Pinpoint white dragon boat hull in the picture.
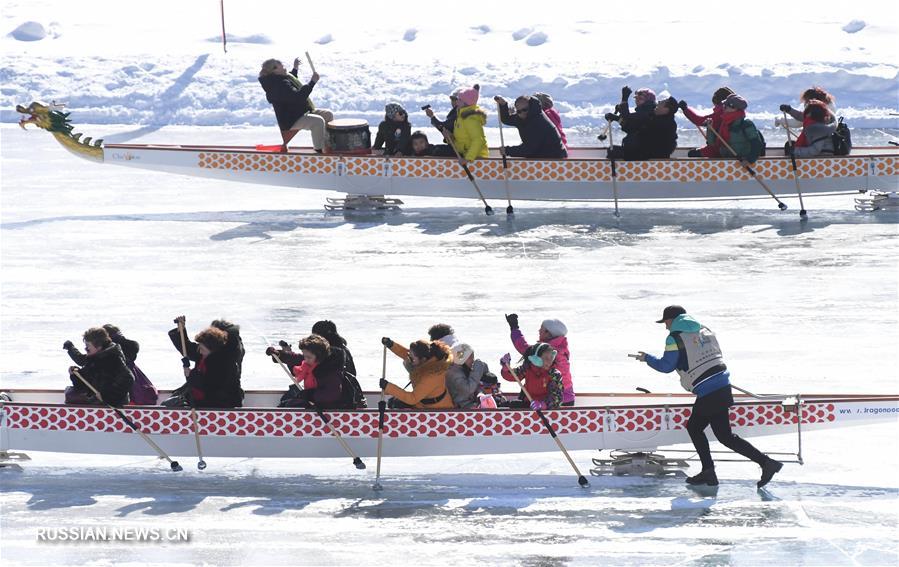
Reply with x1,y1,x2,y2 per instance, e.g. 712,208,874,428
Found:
101,144,899,202
2,390,896,460
15,101,899,204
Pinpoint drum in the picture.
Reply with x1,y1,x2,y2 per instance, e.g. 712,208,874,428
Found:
325,119,372,155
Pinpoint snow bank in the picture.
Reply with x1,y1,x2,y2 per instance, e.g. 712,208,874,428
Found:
8,21,46,41
1,0,897,128
842,20,866,33
525,31,548,46
512,27,533,41
209,33,272,45
2,53,895,128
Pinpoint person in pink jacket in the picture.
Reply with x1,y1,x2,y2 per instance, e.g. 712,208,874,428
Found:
504,313,574,405
534,92,568,149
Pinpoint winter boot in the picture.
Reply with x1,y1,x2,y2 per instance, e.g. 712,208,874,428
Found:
757,458,783,488
686,468,719,486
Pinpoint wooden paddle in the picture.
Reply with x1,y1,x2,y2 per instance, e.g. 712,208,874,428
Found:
70,369,182,471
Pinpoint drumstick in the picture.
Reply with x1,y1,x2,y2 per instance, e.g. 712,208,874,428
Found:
305,52,316,75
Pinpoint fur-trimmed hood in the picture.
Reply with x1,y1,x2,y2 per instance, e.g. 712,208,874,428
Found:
459,105,487,123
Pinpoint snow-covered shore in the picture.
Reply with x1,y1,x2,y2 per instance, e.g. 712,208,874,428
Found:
3,1,897,129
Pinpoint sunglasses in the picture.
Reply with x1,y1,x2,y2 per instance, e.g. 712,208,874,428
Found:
515,107,529,114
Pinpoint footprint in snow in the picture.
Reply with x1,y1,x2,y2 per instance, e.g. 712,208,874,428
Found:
526,31,548,46
403,28,417,41
512,27,533,41
842,20,866,33
315,33,333,45
471,25,491,34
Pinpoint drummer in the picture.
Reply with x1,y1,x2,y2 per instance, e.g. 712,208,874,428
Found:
258,57,334,153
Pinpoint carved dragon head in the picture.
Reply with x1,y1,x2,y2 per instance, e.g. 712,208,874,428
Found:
15,101,104,162
16,101,63,131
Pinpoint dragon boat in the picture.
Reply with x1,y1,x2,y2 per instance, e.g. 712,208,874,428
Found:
2,390,896,468
16,101,899,207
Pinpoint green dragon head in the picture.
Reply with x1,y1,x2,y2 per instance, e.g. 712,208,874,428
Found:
16,101,104,162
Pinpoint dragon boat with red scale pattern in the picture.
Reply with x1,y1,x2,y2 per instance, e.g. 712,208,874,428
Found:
1,390,896,460
16,102,899,204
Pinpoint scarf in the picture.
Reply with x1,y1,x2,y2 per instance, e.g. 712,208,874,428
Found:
718,110,745,143
190,355,208,401
292,360,318,390
710,104,725,130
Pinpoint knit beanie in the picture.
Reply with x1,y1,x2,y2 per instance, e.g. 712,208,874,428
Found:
384,102,407,120
541,319,568,338
457,86,480,107
712,86,735,105
451,343,474,365
723,94,748,110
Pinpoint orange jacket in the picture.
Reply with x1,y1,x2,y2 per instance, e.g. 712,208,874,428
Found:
385,343,454,409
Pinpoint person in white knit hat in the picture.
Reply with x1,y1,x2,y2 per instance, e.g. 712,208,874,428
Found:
445,343,497,409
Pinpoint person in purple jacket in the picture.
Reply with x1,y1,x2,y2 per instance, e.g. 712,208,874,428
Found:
503,313,574,405
633,305,783,489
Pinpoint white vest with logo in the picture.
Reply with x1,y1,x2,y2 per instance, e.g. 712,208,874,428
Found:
672,326,727,393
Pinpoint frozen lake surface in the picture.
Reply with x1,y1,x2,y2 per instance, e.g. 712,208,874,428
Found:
1,124,897,566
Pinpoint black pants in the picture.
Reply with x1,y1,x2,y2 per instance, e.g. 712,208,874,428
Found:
430,144,456,157
687,387,767,470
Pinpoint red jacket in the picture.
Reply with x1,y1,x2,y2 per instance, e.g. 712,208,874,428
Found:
683,103,726,157
501,363,564,408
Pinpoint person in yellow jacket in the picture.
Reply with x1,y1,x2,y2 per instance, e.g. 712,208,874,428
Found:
451,85,489,162
379,337,454,409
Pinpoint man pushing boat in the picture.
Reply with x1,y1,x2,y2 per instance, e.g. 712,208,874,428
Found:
633,305,783,488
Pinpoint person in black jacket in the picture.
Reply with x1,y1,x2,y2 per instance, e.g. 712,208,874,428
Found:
606,88,679,160
102,324,139,363
495,95,567,159
258,57,332,153
64,327,134,406
424,90,462,157
211,319,245,374
310,320,356,377
165,317,243,408
373,103,412,156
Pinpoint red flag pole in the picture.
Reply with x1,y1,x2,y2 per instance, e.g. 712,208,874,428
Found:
220,0,227,53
